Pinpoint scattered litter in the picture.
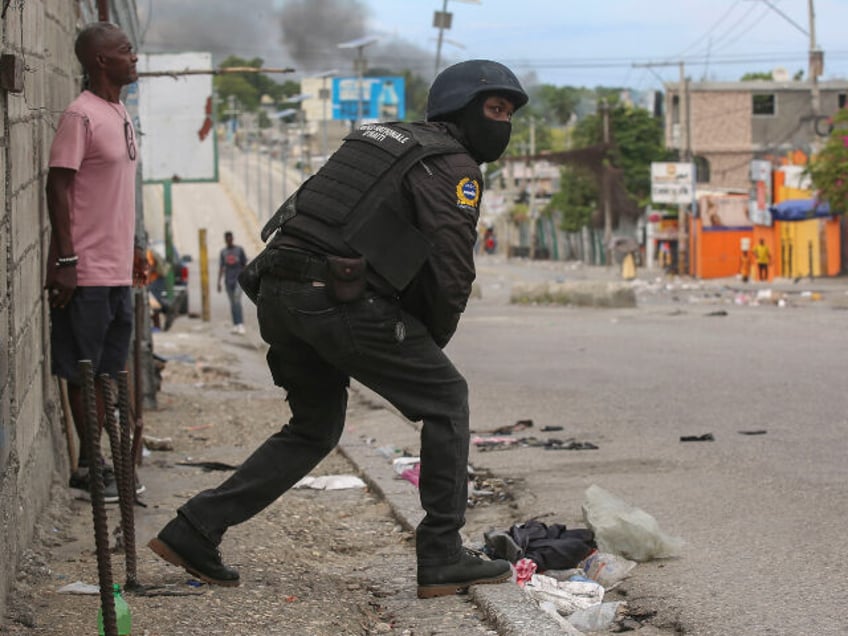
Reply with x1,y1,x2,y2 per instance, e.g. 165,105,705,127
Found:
183,423,214,432
569,601,625,632
176,460,240,472
578,551,637,587
705,310,728,316
391,456,420,475
738,429,767,435
524,574,605,614
680,433,714,442
143,435,174,451
57,581,99,595
544,440,598,451
471,435,520,449
484,520,595,570
473,419,534,435
540,425,564,432
376,446,401,459
582,485,684,561
400,464,420,488
513,558,537,586
293,474,366,490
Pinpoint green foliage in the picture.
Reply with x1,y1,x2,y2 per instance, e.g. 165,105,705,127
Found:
807,108,848,214
571,102,672,208
740,71,773,81
214,56,296,117
546,166,597,232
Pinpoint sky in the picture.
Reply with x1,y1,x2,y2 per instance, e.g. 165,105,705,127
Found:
139,0,848,92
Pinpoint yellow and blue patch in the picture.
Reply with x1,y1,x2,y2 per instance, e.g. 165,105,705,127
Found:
456,177,480,208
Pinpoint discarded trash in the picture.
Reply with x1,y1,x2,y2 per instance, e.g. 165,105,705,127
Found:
491,419,534,435
183,423,213,432
680,433,714,442
176,460,239,472
738,429,767,435
57,581,99,595
471,435,520,448
705,310,728,316
391,456,420,475
293,474,366,490
524,573,604,614
578,551,637,587
400,464,421,488
143,435,174,451
485,520,596,570
582,485,684,561
540,425,564,432
376,446,401,459
513,557,537,586
569,601,625,632
544,440,598,451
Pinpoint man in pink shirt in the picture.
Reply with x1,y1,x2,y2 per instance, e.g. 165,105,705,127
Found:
45,22,148,502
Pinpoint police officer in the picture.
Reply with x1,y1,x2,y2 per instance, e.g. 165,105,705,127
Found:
149,60,528,599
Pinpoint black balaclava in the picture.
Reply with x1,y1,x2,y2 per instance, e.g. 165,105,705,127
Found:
451,94,512,164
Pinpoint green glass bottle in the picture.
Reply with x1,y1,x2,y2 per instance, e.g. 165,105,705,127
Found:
97,583,132,635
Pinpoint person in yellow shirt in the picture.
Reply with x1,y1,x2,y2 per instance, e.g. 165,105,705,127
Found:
753,239,771,281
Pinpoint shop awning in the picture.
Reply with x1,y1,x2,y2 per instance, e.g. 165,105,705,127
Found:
769,199,831,221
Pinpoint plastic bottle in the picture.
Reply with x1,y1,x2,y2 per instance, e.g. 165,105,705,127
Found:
97,583,132,635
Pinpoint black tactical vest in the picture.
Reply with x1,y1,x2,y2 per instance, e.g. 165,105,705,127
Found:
262,122,467,292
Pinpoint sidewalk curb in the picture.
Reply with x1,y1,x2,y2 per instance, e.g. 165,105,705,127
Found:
339,396,571,636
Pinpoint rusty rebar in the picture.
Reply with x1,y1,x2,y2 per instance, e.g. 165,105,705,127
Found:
131,289,146,466
79,360,117,636
101,375,125,505
117,371,139,589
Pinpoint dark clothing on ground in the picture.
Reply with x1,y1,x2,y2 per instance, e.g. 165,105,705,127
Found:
50,286,133,385
179,121,483,567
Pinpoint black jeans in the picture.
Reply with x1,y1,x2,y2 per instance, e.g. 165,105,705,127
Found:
179,276,469,566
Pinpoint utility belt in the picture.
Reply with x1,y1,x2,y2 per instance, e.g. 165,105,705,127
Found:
238,247,366,305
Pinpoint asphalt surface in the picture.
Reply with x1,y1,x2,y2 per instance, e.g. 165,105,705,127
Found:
153,173,848,635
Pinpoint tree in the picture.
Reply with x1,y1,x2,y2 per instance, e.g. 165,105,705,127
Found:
807,107,848,214
214,56,296,116
545,165,597,232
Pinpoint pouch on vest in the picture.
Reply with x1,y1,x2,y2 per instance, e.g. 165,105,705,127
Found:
325,255,367,303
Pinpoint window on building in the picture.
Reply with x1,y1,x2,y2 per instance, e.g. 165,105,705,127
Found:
752,93,776,116
671,95,680,125
693,156,710,183
839,93,847,109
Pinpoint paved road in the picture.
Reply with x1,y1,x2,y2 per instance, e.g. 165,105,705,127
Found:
146,174,848,635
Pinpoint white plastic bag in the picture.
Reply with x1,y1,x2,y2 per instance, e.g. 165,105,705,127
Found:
523,573,604,614
582,485,684,561
569,601,625,632
579,551,637,587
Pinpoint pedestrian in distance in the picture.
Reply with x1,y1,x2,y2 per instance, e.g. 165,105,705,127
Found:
218,231,248,334
739,247,752,283
753,238,771,281
45,22,147,502
149,59,529,599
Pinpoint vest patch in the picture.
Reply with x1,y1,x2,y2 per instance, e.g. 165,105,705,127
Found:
456,177,480,208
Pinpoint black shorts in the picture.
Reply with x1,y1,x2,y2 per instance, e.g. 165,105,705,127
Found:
50,286,133,385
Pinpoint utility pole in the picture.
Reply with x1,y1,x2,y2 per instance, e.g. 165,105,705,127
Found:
601,100,613,267
633,59,692,275
527,116,538,258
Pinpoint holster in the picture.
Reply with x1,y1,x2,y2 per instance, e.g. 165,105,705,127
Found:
237,249,272,305
325,255,367,303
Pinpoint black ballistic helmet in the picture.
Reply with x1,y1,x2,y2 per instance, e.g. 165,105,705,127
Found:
426,59,529,121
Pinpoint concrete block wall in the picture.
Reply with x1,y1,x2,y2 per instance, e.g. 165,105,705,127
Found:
0,0,83,620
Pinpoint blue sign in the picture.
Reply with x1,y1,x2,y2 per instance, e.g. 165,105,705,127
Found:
332,76,406,122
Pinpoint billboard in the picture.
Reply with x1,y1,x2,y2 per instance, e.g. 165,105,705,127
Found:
332,76,406,122
138,52,216,182
651,162,695,205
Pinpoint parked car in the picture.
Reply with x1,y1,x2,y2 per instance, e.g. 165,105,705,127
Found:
149,239,191,319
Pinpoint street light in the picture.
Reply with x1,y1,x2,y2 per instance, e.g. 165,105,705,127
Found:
338,36,379,128
311,69,338,161
433,0,480,76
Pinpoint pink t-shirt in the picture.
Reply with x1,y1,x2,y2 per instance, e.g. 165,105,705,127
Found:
49,90,136,286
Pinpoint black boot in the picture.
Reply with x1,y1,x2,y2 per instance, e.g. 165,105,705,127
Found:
148,515,240,587
417,548,512,598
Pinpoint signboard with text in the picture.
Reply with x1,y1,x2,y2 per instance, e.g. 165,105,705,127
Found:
749,159,773,226
332,76,406,122
651,162,695,205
